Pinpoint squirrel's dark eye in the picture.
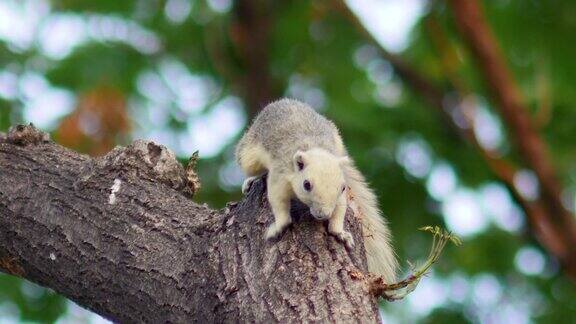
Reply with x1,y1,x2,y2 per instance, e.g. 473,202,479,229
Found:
341,185,346,193
297,161,304,171
303,180,312,192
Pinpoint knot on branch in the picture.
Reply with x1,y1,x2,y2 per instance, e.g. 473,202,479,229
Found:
0,250,25,277
6,124,50,146
98,140,199,197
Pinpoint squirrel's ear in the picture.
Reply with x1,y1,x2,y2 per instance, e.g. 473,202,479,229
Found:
338,156,351,166
293,151,305,171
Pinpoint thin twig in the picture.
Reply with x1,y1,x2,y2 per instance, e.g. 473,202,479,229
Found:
369,226,461,300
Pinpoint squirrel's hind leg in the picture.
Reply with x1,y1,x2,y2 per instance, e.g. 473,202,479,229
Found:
238,143,270,194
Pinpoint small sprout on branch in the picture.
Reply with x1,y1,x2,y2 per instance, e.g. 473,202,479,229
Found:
188,150,200,169
186,150,201,196
369,226,461,301
7,123,50,146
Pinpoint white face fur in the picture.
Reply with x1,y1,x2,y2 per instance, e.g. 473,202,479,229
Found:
290,149,348,220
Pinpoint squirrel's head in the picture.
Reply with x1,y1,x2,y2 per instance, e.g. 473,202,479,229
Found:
290,149,349,221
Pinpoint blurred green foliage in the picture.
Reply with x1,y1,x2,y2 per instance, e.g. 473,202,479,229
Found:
0,0,575,322
0,276,65,322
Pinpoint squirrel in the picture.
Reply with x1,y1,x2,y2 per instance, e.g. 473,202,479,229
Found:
236,98,397,282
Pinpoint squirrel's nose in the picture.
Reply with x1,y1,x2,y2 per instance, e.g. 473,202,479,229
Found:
322,207,334,218
310,206,334,221
310,208,329,221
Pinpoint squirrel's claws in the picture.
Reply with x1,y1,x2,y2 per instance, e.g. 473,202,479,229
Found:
242,176,259,194
333,231,355,249
265,225,280,240
265,221,290,240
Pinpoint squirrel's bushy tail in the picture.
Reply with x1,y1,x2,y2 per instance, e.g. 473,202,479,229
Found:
343,162,398,283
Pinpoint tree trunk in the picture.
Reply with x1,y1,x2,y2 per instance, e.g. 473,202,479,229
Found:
0,125,380,323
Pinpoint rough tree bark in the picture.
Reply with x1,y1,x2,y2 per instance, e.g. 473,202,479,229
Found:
0,125,381,323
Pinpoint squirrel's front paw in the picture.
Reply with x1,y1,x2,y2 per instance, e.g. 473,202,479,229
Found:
333,231,355,249
242,176,259,194
265,222,290,240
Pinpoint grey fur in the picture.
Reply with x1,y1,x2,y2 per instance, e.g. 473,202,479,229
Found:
237,99,341,170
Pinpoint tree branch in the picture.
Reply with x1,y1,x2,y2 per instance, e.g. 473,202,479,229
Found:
422,15,574,274
231,0,277,117
330,0,446,110
333,0,576,281
448,0,576,273
0,125,380,322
